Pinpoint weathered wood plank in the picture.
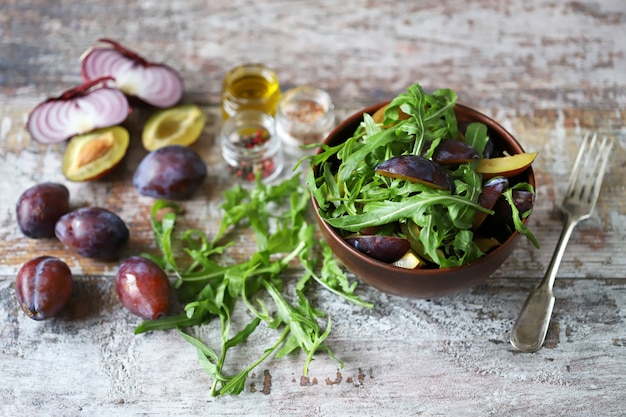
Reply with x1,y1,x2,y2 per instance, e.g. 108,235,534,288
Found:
1,0,625,415
1,0,625,108
1,276,625,416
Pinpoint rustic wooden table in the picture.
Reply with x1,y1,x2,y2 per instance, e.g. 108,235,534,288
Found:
1,1,625,416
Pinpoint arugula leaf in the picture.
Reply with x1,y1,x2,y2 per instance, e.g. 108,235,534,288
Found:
137,173,372,396
337,120,410,183
503,183,540,249
322,193,490,232
464,122,489,158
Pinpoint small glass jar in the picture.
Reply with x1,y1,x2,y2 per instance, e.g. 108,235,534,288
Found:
220,110,284,182
221,63,282,120
275,86,335,154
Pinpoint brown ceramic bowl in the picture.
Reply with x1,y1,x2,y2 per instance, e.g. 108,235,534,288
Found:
311,102,535,299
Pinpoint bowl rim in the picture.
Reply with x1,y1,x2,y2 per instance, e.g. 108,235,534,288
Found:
311,101,535,276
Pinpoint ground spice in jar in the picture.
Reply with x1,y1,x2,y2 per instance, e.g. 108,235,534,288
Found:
275,86,335,153
283,99,326,124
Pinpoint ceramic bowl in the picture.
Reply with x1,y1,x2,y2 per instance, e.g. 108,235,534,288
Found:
311,102,535,299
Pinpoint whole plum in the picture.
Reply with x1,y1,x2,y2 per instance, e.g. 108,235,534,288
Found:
116,256,171,320
16,256,73,320
16,182,70,238
133,145,207,200
55,207,129,260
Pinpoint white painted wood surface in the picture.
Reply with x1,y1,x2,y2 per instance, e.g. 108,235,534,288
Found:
1,1,625,416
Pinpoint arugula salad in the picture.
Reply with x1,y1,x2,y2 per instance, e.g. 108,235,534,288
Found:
306,82,539,268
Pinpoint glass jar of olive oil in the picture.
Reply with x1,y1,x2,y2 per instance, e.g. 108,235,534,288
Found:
221,63,281,120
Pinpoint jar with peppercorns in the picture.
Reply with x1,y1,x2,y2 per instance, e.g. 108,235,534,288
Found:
220,110,284,183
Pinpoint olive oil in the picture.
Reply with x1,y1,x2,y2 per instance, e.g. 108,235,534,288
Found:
221,64,281,120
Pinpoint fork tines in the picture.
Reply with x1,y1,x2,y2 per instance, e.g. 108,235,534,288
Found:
566,133,614,208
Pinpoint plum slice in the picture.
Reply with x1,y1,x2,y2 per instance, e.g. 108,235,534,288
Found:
375,154,454,191
476,152,537,178
432,139,480,165
477,189,535,242
81,38,184,108
26,77,130,144
345,235,411,263
472,176,509,230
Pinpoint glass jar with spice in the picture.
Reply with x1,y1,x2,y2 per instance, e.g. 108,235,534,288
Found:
220,110,284,183
275,86,335,154
221,63,282,120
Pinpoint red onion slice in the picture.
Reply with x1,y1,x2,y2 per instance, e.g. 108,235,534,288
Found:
27,80,130,144
81,39,184,108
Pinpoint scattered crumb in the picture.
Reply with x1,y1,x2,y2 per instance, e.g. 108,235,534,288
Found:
358,369,366,385
261,369,272,395
325,371,342,385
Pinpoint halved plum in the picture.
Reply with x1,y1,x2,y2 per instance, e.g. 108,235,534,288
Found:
345,235,410,263
142,104,206,151
375,154,454,191
62,126,129,181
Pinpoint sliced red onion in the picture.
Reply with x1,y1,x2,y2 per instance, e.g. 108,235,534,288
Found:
27,77,130,144
81,39,184,108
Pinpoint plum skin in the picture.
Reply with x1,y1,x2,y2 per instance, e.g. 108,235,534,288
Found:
16,182,70,238
55,207,130,260
431,139,480,165
116,256,171,320
472,176,509,230
477,189,535,242
16,256,73,320
345,235,410,263
375,155,455,191
133,145,207,200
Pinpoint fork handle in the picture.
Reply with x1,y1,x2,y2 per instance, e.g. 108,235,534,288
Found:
510,214,579,352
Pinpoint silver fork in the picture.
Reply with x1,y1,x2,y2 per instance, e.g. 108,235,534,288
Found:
510,132,614,352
